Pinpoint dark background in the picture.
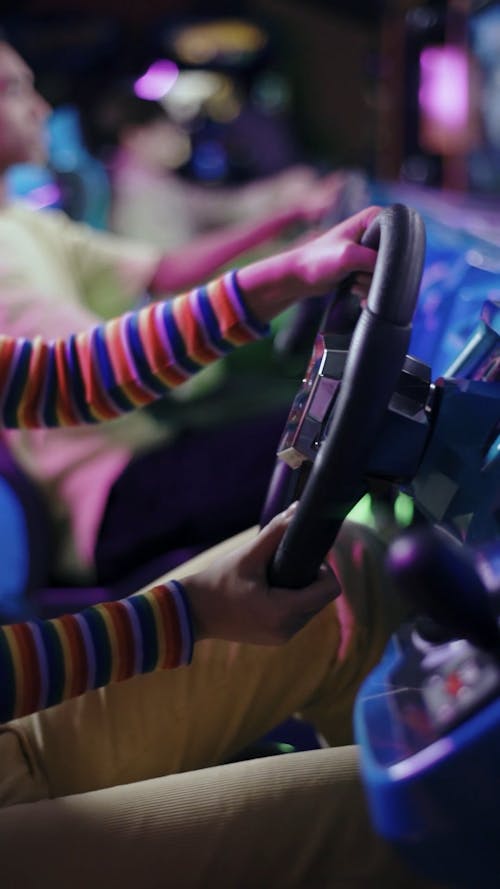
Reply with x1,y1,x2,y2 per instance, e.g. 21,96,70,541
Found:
1,0,440,180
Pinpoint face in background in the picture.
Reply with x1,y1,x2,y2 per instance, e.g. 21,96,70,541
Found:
120,117,191,172
0,42,51,173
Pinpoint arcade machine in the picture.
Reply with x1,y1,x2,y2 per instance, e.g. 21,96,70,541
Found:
262,203,500,888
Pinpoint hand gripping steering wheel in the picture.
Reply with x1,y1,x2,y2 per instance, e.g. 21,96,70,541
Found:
268,203,426,588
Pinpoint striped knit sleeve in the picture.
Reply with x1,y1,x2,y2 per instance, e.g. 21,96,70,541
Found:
0,270,270,428
0,580,193,722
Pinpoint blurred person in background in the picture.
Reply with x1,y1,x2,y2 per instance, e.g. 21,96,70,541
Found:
0,35,348,592
90,78,348,253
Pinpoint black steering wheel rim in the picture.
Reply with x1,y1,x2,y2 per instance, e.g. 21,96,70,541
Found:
268,203,426,588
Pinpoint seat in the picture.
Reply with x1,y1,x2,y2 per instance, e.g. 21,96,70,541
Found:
0,440,201,622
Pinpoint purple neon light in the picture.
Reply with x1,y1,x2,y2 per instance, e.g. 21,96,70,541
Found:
134,59,179,101
26,183,61,210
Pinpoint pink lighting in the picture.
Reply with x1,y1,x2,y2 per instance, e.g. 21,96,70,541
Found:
418,45,476,155
134,59,179,101
420,46,468,129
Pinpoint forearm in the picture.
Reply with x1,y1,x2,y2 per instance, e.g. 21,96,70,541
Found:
0,272,269,428
150,207,301,294
236,248,304,323
0,208,379,429
0,581,193,722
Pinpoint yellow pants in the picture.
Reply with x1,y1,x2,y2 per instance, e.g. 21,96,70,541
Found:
0,523,443,888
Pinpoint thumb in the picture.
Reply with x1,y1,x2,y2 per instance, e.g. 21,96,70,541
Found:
251,502,299,565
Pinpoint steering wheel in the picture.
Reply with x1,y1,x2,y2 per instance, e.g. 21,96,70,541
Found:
268,203,426,588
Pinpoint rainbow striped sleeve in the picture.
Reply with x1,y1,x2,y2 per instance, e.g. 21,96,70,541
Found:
0,271,270,428
0,579,193,722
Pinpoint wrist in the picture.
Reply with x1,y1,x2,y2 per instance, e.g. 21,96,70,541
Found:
236,248,303,324
178,575,211,642
166,580,195,662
